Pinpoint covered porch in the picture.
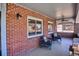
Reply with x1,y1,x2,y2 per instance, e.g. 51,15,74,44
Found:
0,3,79,56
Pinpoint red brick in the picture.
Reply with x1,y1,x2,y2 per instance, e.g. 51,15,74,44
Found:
6,3,55,56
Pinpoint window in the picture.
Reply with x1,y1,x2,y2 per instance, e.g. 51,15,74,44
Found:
48,21,53,34
56,19,74,33
56,20,63,32
36,21,42,34
27,16,43,38
28,19,36,36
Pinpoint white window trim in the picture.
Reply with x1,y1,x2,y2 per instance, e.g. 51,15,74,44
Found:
56,20,74,33
27,16,43,38
48,32,53,34
62,31,74,33
48,21,53,34
48,21,53,24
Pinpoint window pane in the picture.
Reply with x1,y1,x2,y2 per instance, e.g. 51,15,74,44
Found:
57,25,62,32
27,16,43,38
56,19,74,33
62,22,74,32
56,20,62,32
36,21,42,34
28,19,36,36
48,23,53,32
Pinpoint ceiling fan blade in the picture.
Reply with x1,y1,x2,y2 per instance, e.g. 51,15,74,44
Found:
56,16,75,20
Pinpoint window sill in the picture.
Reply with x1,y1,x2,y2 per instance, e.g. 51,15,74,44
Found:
28,34,43,39
57,32,74,33
48,32,53,34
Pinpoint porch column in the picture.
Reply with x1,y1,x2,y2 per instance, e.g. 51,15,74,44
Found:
1,3,7,56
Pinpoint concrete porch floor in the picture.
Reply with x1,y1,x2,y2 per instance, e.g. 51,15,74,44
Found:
19,38,73,56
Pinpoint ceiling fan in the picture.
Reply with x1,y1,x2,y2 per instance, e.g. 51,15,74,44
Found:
56,15,75,21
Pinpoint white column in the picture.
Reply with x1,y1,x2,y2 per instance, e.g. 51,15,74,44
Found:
0,4,1,11
1,3,7,56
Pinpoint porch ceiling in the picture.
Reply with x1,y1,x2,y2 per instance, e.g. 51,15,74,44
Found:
18,3,75,19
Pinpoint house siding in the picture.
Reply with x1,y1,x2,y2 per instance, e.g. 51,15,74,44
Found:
6,3,55,56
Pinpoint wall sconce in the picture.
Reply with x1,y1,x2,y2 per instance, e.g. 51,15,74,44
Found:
16,13,22,20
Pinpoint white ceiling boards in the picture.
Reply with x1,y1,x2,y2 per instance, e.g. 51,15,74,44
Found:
18,3,74,19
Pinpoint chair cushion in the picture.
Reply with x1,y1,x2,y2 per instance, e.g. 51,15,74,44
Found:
43,36,48,42
54,33,57,37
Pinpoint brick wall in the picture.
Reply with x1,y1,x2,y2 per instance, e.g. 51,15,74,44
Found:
6,3,55,56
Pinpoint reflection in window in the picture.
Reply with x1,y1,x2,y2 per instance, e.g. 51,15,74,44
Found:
57,24,62,32
36,21,42,34
28,19,36,36
48,21,53,34
56,19,74,33
48,23,52,32
27,16,43,38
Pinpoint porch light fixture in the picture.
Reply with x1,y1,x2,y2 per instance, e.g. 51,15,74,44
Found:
16,13,22,20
